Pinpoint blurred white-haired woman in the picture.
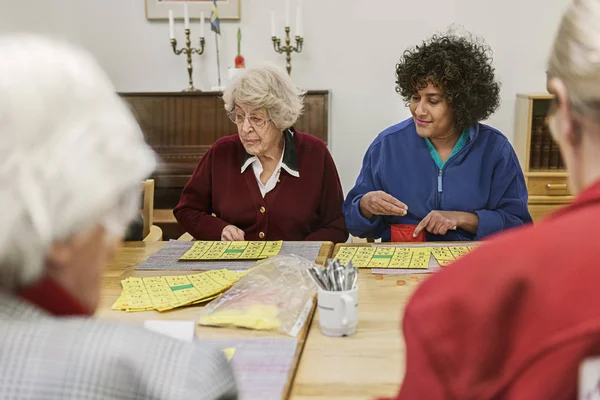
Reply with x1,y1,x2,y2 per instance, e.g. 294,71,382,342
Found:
0,35,237,399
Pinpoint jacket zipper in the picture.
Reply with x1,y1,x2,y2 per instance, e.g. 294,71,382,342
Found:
437,169,443,209
435,133,475,210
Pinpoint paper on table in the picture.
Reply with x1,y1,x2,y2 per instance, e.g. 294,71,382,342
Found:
334,244,479,269
112,269,242,312
135,240,323,271
144,320,196,342
371,242,481,275
180,241,284,261
117,277,154,311
334,246,438,269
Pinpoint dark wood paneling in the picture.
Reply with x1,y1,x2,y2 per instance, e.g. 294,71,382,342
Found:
119,91,329,239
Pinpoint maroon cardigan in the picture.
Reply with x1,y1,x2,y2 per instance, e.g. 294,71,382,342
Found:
174,130,348,243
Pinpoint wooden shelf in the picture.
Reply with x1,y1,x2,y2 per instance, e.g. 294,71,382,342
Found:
515,93,569,222
526,171,569,177
528,195,574,204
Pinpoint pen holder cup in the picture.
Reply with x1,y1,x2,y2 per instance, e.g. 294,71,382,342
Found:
317,286,358,337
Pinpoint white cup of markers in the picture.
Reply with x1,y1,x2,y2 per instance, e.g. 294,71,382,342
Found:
307,259,359,337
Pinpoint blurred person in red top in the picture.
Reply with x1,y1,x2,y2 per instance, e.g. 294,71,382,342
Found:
384,1,600,399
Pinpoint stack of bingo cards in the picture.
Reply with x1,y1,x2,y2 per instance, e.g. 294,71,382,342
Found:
179,241,283,261
112,269,243,312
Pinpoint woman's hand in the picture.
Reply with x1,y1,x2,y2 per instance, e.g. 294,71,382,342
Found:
413,211,479,237
221,225,245,241
359,191,408,219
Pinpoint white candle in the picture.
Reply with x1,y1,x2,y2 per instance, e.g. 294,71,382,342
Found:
200,11,205,37
285,0,290,27
169,10,175,39
270,10,276,37
183,2,189,30
295,5,302,37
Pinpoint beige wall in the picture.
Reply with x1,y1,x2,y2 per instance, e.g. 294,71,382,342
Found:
1,0,570,193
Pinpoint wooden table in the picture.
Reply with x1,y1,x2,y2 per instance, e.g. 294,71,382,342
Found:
99,241,423,400
290,243,426,400
97,241,334,399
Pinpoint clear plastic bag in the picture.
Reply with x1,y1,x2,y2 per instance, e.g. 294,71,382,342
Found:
197,255,317,337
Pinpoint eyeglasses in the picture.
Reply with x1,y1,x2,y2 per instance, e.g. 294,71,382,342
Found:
228,111,272,129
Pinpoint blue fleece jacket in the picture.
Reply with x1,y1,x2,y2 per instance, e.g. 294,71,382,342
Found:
343,118,532,241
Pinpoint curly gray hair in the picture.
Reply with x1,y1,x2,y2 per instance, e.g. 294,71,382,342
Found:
223,64,306,130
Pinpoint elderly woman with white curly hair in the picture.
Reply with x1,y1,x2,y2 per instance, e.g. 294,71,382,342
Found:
0,35,237,399
174,65,348,243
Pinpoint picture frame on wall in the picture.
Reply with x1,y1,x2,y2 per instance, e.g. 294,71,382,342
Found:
145,0,241,20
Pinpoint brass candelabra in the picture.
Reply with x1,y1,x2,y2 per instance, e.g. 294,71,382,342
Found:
170,29,205,92
272,27,304,75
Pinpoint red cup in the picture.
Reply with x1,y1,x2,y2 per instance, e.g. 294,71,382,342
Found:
391,224,426,242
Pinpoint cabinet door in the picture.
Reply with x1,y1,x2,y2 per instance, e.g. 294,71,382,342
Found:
528,203,566,223
528,176,572,196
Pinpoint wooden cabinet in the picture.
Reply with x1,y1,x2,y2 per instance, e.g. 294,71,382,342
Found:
527,175,571,196
514,93,573,222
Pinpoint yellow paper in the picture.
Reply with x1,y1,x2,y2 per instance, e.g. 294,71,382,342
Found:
186,270,239,300
352,247,377,268
334,246,357,265
437,258,455,267
112,270,242,312
111,294,129,310
431,246,477,267
191,294,220,305
260,241,284,258
332,245,480,270
449,246,471,259
121,277,154,310
431,247,456,267
198,304,281,330
332,246,431,269
222,347,236,361
388,248,412,268
408,248,430,269
179,241,283,261
182,240,212,259
239,241,264,259
143,276,181,310
368,247,395,268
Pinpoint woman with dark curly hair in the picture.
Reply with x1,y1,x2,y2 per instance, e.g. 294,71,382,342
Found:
343,32,532,242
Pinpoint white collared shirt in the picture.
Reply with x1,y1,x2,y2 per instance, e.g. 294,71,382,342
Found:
252,150,283,198
240,130,300,197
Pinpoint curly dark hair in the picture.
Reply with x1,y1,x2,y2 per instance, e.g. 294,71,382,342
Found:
395,33,501,131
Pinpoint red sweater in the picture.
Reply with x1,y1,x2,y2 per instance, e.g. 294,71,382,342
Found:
174,130,348,243
19,276,91,316
389,180,600,400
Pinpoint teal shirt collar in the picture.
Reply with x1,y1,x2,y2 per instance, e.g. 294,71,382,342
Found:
425,129,470,170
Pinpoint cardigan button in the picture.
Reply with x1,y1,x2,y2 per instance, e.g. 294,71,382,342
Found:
259,206,266,214
259,232,265,239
